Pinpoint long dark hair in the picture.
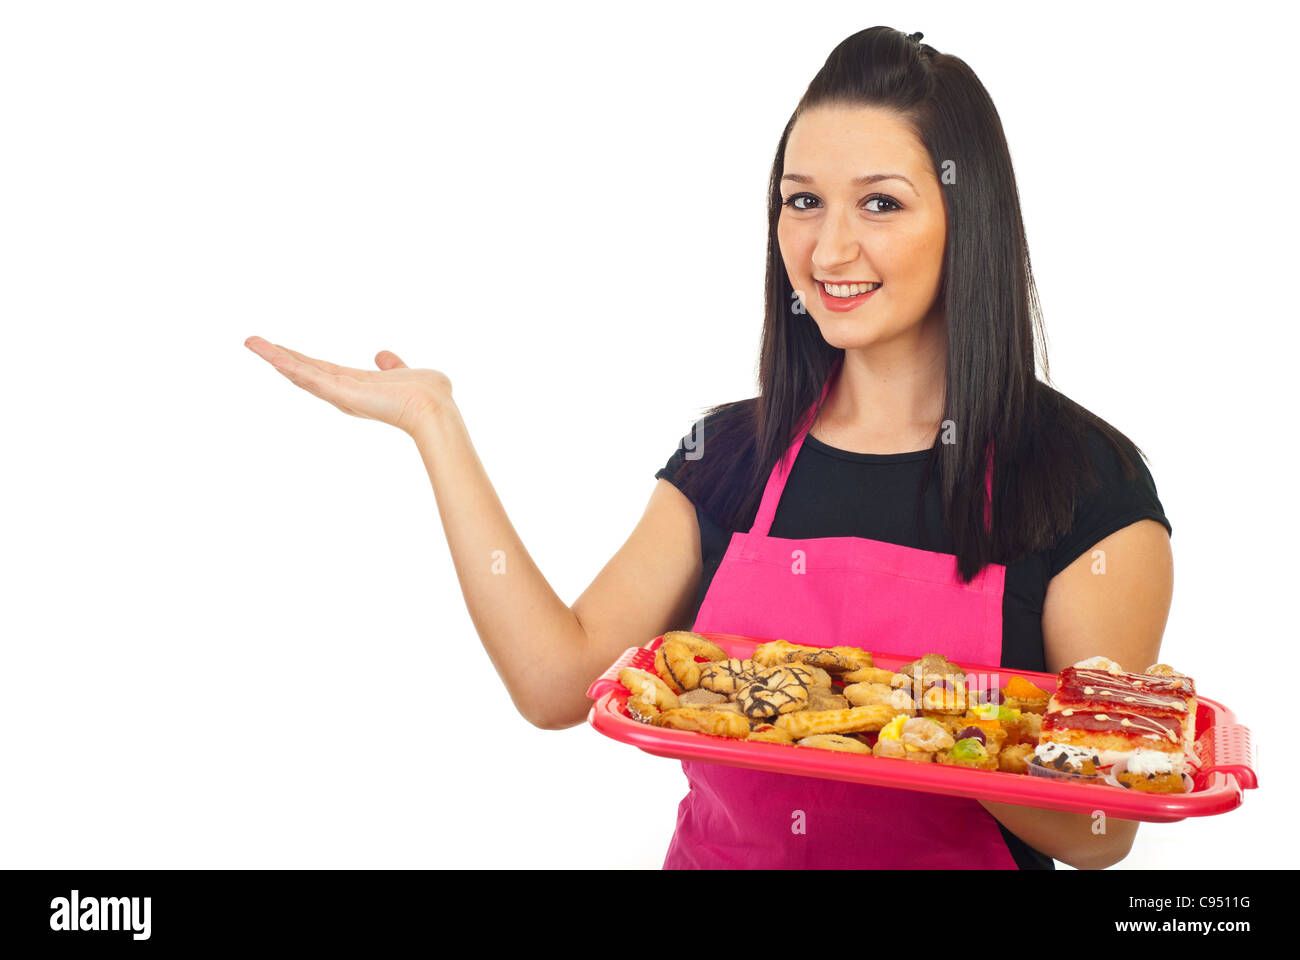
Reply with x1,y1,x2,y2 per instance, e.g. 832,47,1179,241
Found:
670,25,1150,581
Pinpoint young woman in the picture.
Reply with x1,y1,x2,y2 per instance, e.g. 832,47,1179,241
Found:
245,26,1173,870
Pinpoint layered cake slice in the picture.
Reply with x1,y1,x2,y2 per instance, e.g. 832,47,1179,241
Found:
1038,657,1197,779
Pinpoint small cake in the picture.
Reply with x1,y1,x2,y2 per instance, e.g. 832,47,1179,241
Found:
951,720,1007,755
1115,749,1187,793
1038,660,1197,768
972,703,1028,745
937,737,999,770
871,714,909,759
1001,675,1052,713
1028,742,1103,781
998,743,1035,774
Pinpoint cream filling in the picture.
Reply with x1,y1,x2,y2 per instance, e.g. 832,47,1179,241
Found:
1125,749,1183,776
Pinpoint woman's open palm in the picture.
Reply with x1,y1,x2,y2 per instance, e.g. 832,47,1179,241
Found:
245,336,452,436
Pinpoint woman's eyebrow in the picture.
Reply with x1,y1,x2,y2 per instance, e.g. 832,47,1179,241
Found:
781,172,918,196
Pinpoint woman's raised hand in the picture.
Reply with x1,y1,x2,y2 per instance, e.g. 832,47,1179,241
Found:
244,336,453,437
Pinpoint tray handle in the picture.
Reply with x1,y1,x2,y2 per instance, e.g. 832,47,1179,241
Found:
585,646,657,701
1200,721,1258,790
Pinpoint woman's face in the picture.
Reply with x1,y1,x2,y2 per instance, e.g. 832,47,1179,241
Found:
777,104,947,350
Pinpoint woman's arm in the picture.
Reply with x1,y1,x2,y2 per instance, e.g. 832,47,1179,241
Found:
413,403,703,729
977,518,1174,869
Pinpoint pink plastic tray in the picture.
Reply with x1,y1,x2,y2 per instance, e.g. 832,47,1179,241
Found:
587,633,1257,822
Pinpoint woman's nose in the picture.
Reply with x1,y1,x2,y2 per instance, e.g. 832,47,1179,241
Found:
811,208,863,274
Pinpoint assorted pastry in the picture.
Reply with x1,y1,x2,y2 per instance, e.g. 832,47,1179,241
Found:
1033,656,1198,793
618,632,1198,794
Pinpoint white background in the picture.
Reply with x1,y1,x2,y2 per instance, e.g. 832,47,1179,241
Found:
2,0,1295,869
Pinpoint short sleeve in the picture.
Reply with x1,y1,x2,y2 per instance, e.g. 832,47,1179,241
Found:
1046,428,1172,578
654,417,704,500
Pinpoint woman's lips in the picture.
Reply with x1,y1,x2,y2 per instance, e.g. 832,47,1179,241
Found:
818,282,881,312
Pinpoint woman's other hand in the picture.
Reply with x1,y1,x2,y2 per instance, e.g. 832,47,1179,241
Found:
244,336,453,437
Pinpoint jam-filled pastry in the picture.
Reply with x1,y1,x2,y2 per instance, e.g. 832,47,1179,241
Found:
748,723,796,745
1040,663,1196,767
654,632,728,693
657,706,751,739
799,647,874,673
736,666,812,719
619,667,680,723
774,704,895,738
752,640,872,672
797,734,873,754
751,639,815,667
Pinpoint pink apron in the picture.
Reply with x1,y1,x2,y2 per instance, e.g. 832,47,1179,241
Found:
662,356,1018,869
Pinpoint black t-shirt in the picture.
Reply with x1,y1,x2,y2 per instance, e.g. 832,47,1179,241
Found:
654,408,1172,870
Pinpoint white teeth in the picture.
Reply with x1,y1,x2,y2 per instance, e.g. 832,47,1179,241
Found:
823,282,881,298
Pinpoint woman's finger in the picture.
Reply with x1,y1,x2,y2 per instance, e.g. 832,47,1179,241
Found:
270,342,386,381
265,346,366,411
375,350,408,370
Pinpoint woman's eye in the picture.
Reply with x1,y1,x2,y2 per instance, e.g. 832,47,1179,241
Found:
781,193,902,213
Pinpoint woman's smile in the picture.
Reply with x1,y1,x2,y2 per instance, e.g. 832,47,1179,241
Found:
818,280,883,311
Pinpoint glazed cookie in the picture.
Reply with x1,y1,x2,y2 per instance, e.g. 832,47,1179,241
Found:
697,658,760,695
736,666,812,720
